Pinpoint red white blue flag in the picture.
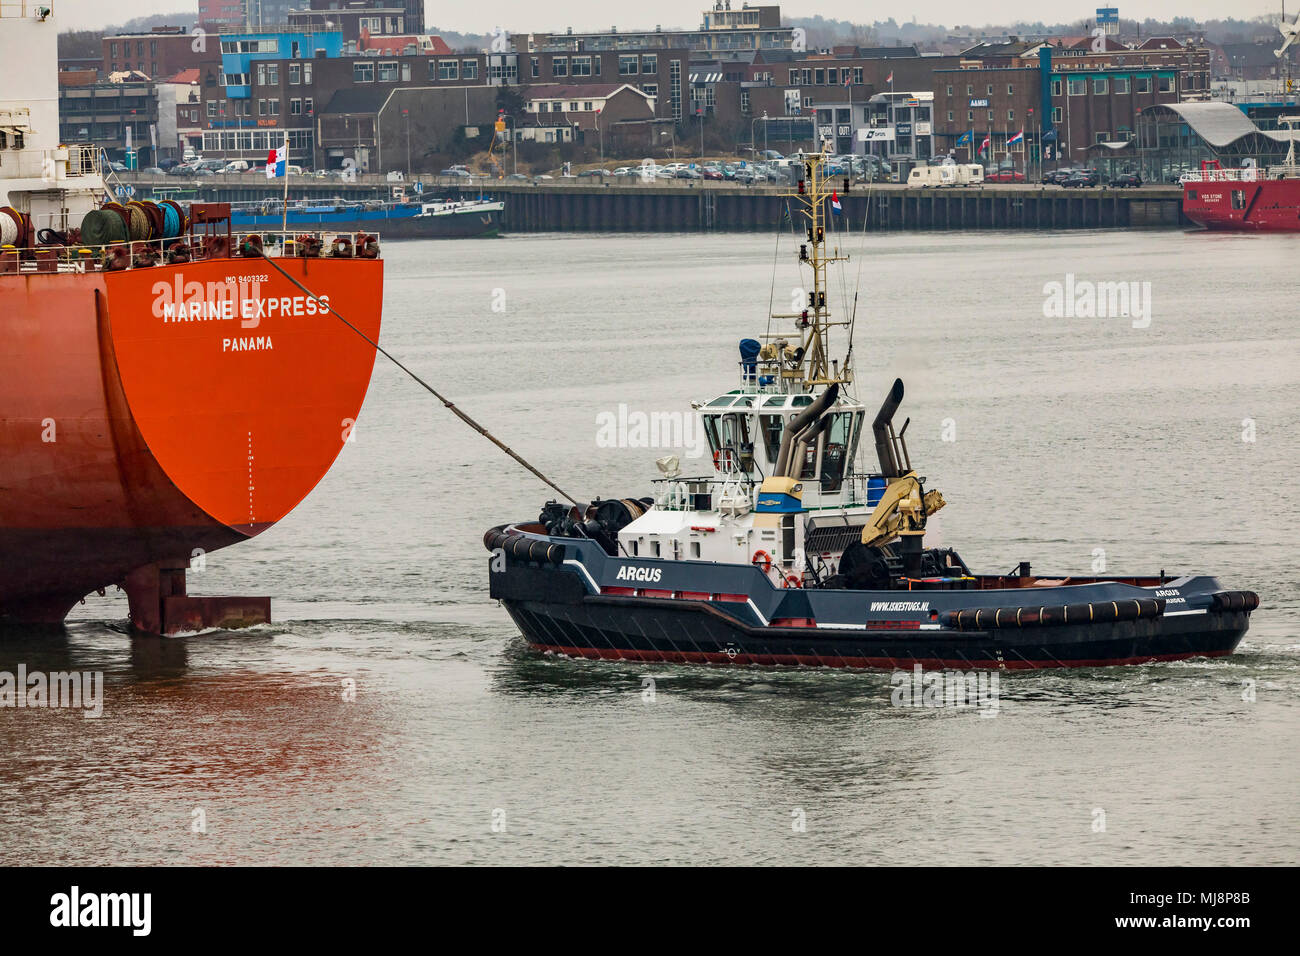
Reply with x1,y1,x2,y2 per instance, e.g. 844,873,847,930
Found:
265,143,287,179
1007,129,1024,147
831,191,842,215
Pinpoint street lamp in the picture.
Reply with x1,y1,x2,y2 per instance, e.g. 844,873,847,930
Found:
403,107,410,176
596,107,603,168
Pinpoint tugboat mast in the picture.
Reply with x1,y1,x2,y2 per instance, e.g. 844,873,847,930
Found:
765,147,853,390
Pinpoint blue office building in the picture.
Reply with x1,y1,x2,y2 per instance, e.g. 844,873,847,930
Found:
218,31,344,99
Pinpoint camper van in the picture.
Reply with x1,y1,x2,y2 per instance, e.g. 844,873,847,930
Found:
906,165,958,188
907,163,984,188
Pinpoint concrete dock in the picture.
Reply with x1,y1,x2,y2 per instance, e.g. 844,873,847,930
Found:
118,173,1186,232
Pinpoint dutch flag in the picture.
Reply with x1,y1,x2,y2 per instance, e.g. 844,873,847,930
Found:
831,191,842,215
1007,129,1024,147
266,143,287,179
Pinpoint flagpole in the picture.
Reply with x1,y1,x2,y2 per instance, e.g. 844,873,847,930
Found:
280,131,290,235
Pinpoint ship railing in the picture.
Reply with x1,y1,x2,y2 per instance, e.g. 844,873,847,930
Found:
651,475,757,513
2,231,382,275
1180,167,1261,183
737,365,790,393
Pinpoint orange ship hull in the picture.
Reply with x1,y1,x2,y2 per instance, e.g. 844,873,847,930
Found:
0,256,382,627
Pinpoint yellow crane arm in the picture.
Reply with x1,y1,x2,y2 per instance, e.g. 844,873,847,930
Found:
861,473,946,549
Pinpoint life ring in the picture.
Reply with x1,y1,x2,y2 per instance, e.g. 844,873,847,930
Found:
784,574,803,589
714,448,736,470
331,235,353,257
751,550,772,573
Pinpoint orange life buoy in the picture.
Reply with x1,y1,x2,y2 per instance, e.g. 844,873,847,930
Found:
751,550,772,573
784,574,803,589
713,448,736,470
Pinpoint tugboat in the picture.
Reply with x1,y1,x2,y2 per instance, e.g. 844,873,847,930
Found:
485,149,1258,669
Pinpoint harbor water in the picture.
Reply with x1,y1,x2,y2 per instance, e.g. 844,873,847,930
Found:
2,229,1297,865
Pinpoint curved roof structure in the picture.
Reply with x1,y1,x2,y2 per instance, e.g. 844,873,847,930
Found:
1141,102,1258,147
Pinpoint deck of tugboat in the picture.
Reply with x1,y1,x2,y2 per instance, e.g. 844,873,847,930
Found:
493,522,1230,626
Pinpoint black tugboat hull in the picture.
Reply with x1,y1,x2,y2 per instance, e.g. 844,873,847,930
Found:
487,531,1256,671
502,595,1248,669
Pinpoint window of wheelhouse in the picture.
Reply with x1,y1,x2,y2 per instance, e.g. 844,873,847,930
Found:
702,415,722,456
718,412,753,469
759,414,783,463
820,412,854,492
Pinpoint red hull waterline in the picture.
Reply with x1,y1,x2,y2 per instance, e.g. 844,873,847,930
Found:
0,257,383,633
1183,178,1300,231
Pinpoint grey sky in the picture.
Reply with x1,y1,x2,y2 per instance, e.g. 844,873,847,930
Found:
56,0,1285,35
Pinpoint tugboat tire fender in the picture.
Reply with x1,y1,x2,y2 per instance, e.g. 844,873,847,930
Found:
945,597,1165,631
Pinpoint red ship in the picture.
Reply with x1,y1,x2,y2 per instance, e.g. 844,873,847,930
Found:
1182,156,1300,231
1,8,382,634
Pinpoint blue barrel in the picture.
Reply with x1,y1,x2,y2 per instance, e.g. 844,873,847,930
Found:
867,476,887,506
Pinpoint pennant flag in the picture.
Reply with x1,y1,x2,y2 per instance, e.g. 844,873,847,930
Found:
843,73,851,86
885,71,893,83
831,191,842,215
1042,128,1058,142
265,143,287,179
956,130,972,145
1007,129,1024,147
979,134,990,157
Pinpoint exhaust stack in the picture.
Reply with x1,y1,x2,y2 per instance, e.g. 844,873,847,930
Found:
872,378,907,478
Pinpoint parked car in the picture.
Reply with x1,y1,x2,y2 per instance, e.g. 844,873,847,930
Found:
222,159,249,173
985,169,1025,183
759,149,784,160
167,163,196,177
1109,172,1143,188
439,168,473,179
733,167,760,184
139,166,166,175
675,167,702,179
701,167,724,180
157,158,180,171
506,172,529,181
1043,167,1080,186
1062,168,1101,188
244,164,266,175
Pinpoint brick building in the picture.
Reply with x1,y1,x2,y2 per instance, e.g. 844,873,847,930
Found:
103,27,220,79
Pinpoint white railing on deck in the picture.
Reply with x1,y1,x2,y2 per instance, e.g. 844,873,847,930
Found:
1181,167,1261,183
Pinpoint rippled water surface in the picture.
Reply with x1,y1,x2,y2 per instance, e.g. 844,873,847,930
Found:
2,228,1297,865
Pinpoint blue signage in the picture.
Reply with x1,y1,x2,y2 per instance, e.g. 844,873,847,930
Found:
1096,7,1119,23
